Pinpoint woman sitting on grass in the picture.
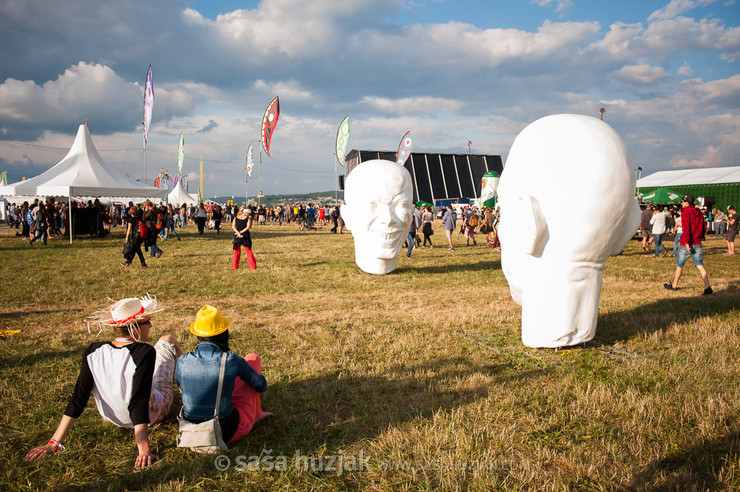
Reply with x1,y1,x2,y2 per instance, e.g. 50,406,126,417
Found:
24,296,181,469
176,305,272,446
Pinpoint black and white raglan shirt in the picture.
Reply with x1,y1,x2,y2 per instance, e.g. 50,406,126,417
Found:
64,342,155,428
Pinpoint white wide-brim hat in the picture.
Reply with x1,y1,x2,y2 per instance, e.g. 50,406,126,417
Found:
86,294,165,334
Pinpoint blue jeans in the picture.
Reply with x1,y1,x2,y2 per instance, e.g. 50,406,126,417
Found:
676,244,703,268
654,234,666,256
672,231,682,257
407,233,415,257
163,223,180,240
149,236,162,257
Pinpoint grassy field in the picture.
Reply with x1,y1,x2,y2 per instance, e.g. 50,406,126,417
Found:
0,222,738,491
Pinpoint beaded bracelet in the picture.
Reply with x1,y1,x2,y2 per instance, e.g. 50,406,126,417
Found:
49,439,65,451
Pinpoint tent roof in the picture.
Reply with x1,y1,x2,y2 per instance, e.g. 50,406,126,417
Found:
167,180,199,205
0,125,166,199
637,166,740,188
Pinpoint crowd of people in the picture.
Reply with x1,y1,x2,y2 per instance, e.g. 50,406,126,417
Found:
405,204,501,257
639,200,738,258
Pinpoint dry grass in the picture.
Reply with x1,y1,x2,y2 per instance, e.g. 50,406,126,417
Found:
0,223,738,491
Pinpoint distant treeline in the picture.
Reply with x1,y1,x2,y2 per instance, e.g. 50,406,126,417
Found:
212,190,344,207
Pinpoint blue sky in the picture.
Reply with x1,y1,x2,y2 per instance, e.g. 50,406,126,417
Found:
0,0,738,197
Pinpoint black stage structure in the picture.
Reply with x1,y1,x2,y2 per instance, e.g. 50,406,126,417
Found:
344,150,503,204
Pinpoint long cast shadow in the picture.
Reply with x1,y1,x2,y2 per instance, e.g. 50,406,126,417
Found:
595,286,740,345
625,430,740,489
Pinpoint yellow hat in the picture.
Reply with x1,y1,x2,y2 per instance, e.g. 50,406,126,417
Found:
190,305,230,337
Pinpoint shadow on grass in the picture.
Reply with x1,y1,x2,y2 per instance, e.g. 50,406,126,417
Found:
245,357,541,453
595,286,740,344
0,346,86,369
626,430,740,489
396,259,500,274
29,357,542,489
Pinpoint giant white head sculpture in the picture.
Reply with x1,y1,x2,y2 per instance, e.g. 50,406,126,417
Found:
341,159,413,274
497,114,640,348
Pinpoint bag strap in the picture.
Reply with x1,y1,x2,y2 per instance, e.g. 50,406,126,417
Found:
213,351,227,418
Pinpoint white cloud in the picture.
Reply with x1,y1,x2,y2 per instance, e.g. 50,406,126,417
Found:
677,61,694,75
613,64,670,85
648,0,701,22
361,96,465,115
253,80,314,101
531,0,574,15
0,62,195,139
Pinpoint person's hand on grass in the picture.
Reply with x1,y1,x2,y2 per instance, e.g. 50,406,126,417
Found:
24,442,57,461
134,452,159,469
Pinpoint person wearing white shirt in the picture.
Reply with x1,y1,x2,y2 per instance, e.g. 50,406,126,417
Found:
650,207,668,257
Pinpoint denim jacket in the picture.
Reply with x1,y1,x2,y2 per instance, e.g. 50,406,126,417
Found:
175,341,267,421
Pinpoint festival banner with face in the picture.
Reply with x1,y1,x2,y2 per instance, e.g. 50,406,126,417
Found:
261,96,280,157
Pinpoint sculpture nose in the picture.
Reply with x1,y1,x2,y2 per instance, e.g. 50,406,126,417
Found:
376,203,394,225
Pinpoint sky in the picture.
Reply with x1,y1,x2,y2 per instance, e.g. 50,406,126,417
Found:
0,0,739,198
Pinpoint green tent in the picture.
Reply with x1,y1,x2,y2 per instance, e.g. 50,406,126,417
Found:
641,187,682,205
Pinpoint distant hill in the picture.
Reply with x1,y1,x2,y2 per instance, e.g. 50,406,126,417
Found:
212,190,344,207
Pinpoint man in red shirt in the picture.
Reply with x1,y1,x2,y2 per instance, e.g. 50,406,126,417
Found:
664,194,712,295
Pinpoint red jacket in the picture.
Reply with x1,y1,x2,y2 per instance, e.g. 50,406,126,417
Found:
680,205,705,246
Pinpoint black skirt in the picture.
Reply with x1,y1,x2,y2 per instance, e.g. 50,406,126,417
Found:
233,231,252,250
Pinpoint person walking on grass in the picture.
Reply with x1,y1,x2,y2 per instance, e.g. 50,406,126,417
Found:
440,204,457,251
725,205,737,256
122,206,147,269
650,206,668,257
24,296,181,469
142,202,164,259
640,204,654,252
421,206,434,248
664,194,712,295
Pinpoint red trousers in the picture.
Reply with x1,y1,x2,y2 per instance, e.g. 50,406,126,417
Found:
232,247,257,270
228,354,271,443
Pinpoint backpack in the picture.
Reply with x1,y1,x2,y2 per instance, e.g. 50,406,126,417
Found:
137,220,149,239
468,215,478,228
155,212,165,230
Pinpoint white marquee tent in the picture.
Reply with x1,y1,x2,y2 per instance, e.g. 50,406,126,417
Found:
0,124,166,243
167,179,199,206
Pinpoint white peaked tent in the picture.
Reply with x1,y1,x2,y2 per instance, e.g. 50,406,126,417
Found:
167,179,199,206
0,124,166,243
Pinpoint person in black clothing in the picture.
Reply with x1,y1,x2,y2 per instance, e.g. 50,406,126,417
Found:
213,205,223,234
122,206,147,268
231,207,257,270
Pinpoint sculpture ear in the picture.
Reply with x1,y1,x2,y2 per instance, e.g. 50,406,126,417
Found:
510,194,547,256
340,204,353,229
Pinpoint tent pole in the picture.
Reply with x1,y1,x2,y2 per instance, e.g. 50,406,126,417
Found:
69,195,73,245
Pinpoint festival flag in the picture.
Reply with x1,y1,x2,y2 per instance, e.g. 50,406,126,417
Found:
182,176,188,192
154,176,161,188
173,175,179,189
396,131,413,166
335,116,350,167
177,132,185,174
143,65,154,148
261,96,280,157
0,171,7,186
480,171,500,208
246,143,254,179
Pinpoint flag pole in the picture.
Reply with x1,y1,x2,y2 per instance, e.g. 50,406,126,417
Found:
258,141,262,208
143,136,147,184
